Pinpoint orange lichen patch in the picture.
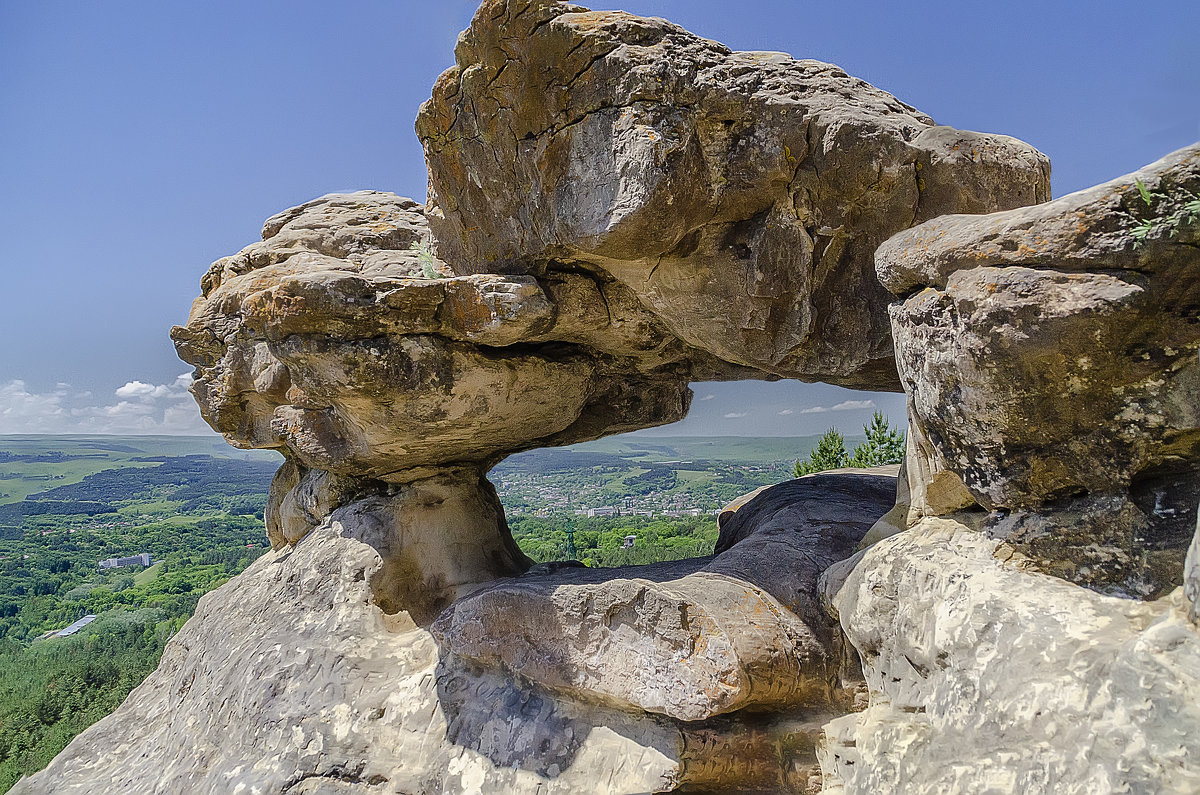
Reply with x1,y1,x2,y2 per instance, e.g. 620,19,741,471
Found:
442,293,500,331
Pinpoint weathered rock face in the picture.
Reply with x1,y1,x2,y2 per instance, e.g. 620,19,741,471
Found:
14,519,688,795
417,0,1049,388
820,518,1200,794
435,473,894,722
44,3,1200,795
879,143,1200,595
171,190,708,485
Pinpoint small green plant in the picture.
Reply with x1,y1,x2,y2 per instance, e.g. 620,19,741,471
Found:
409,241,444,279
1124,178,1200,249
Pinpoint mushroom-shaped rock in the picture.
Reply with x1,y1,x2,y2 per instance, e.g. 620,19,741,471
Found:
172,191,701,485
878,143,1200,594
417,0,1049,388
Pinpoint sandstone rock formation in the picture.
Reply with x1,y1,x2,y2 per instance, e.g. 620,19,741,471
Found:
26,2,1200,795
18,517,691,795
821,518,1200,795
171,190,703,486
417,0,1049,388
17,472,896,794
434,473,895,722
808,144,1200,794
878,143,1200,595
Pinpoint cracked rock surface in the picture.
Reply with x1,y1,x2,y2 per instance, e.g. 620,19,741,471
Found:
821,518,1200,795
417,0,1049,388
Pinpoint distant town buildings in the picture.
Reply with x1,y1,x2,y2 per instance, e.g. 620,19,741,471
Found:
98,552,152,569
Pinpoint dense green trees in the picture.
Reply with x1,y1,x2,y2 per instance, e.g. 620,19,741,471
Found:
0,454,272,791
793,412,905,477
793,430,849,476
846,412,906,467
510,515,718,567
0,616,172,791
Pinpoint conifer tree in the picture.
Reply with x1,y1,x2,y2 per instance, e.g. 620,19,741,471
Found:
846,411,906,467
794,429,847,476
793,413,905,477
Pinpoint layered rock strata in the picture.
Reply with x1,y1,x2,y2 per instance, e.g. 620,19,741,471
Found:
171,190,706,485
878,143,1200,595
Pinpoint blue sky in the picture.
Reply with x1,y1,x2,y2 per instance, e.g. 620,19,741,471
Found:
0,0,1197,437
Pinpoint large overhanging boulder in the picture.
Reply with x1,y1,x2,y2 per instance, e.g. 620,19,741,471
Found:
417,0,1049,388
878,143,1200,595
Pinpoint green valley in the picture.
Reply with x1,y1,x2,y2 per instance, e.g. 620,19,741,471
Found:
0,432,835,791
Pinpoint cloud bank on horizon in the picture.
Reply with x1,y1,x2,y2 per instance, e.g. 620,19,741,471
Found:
0,374,213,435
0,376,908,438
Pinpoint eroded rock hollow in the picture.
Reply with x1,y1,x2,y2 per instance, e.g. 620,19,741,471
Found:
17,1,1200,793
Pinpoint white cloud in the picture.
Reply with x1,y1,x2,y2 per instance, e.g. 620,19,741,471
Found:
723,411,748,419
777,409,794,415
0,380,68,433
0,374,211,435
114,373,192,401
832,399,876,411
797,399,875,415
698,394,716,401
